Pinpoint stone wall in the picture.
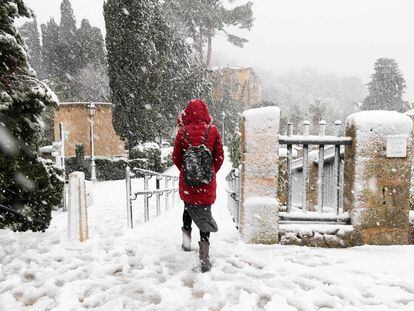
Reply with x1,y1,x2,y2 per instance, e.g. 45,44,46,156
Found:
54,102,125,157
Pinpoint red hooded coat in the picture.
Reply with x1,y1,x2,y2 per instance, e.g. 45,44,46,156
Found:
173,99,224,206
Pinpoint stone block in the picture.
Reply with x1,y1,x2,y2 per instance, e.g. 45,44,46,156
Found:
344,110,413,245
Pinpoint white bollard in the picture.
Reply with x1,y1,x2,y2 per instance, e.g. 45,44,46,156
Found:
68,172,89,242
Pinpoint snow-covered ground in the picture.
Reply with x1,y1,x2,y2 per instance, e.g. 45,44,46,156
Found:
2,153,414,310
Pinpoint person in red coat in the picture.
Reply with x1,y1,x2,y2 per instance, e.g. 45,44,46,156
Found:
173,99,224,272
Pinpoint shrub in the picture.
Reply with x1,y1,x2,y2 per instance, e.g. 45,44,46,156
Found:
129,142,163,173
229,130,242,169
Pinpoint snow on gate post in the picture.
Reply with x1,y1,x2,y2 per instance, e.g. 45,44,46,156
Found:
68,172,89,242
344,111,413,245
240,106,280,244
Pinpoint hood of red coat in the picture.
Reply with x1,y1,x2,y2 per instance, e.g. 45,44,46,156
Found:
182,99,212,125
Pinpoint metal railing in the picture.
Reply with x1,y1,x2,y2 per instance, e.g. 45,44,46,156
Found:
125,167,179,229
225,168,240,228
279,120,352,224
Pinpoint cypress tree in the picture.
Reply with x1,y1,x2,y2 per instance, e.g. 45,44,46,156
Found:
19,18,43,78
77,19,106,69
56,0,79,100
41,19,60,84
104,0,209,146
0,0,63,231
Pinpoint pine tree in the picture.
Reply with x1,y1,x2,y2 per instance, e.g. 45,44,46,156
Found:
0,0,63,231
165,0,254,68
19,18,43,78
104,0,209,146
362,58,409,112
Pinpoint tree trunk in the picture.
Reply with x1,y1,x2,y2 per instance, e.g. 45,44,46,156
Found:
197,26,205,67
206,22,213,69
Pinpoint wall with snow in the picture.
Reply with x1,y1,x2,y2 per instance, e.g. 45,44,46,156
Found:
240,107,280,244
344,110,413,245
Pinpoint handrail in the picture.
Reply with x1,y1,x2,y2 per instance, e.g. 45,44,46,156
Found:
130,188,178,201
130,167,178,180
125,166,179,228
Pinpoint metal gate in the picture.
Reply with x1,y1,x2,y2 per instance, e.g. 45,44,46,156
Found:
279,120,351,224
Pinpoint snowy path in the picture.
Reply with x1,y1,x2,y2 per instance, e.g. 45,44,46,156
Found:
2,154,414,310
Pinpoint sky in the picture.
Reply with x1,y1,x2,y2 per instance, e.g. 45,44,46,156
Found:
23,0,414,101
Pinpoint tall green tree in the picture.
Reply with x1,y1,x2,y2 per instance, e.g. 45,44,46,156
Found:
0,0,63,231
362,58,409,112
56,0,79,100
40,1,108,102
165,0,254,68
41,18,60,82
77,19,107,69
75,19,109,101
104,0,209,146
19,18,43,78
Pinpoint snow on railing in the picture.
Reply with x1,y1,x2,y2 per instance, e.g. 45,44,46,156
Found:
125,167,178,229
225,168,240,228
279,120,352,221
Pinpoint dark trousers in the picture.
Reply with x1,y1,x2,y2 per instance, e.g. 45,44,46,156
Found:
183,209,210,242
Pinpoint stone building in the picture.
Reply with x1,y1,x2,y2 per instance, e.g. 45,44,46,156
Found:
210,67,262,110
54,102,124,157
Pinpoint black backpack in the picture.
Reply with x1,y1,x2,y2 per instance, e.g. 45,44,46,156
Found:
182,124,214,187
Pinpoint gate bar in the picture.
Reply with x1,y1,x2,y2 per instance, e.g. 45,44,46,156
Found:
317,120,326,213
286,122,293,213
302,121,310,212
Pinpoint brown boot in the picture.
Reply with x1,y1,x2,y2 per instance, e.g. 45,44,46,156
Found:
198,241,211,272
182,227,192,251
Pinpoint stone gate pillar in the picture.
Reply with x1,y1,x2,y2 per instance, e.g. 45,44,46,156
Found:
344,111,413,245
240,106,280,244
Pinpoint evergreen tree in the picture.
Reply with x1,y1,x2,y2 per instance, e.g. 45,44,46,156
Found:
41,18,60,83
0,0,63,231
309,99,327,134
165,0,254,68
362,58,409,112
229,128,241,169
104,0,209,146
75,19,109,101
77,19,107,69
19,18,43,78
56,0,79,100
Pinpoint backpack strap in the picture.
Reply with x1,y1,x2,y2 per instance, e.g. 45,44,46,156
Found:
182,126,193,147
201,124,212,145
